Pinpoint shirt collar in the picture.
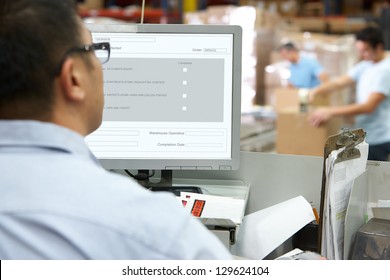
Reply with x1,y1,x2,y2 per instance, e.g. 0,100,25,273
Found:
0,120,100,165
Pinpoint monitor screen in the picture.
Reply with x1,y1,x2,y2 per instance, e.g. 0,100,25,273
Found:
85,24,242,171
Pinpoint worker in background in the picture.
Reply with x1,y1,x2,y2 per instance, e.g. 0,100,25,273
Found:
308,27,390,161
278,42,328,89
0,0,231,259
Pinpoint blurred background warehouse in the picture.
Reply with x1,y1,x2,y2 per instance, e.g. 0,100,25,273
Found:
77,0,390,157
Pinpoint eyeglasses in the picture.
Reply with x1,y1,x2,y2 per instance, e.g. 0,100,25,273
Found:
54,42,110,76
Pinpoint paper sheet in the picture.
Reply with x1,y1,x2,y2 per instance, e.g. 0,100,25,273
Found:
234,196,315,260
321,142,368,260
178,192,245,225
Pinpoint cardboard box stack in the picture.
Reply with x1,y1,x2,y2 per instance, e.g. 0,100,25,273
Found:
342,0,364,16
273,31,356,77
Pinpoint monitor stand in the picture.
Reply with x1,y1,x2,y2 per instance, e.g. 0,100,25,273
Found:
134,170,202,196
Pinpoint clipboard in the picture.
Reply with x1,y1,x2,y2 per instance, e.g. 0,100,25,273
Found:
317,128,366,253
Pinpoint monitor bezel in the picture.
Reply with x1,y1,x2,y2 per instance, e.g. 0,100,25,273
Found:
86,23,242,171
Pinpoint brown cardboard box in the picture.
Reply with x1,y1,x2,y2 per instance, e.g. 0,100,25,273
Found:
274,88,330,112
342,0,363,16
327,17,367,34
288,17,326,33
79,0,104,9
276,109,342,157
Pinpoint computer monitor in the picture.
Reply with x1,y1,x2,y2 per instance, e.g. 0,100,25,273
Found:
85,23,242,176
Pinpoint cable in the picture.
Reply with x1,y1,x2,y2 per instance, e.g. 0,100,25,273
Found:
124,169,155,180
140,0,145,24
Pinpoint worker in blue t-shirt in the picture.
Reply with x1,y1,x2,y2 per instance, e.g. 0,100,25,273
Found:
308,27,390,161
279,42,328,89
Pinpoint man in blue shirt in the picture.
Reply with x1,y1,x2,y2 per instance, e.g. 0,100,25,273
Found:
279,42,328,89
0,0,231,259
309,27,390,161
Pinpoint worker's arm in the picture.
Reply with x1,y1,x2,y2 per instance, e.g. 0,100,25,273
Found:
317,71,329,83
308,92,386,127
310,74,355,98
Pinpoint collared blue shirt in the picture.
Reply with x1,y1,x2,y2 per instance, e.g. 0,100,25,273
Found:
0,120,231,259
348,57,390,145
289,56,324,89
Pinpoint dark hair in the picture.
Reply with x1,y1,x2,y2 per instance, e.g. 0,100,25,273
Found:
0,0,82,119
355,27,384,49
278,42,297,52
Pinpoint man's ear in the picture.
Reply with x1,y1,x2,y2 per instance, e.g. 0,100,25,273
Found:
58,57,86,102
